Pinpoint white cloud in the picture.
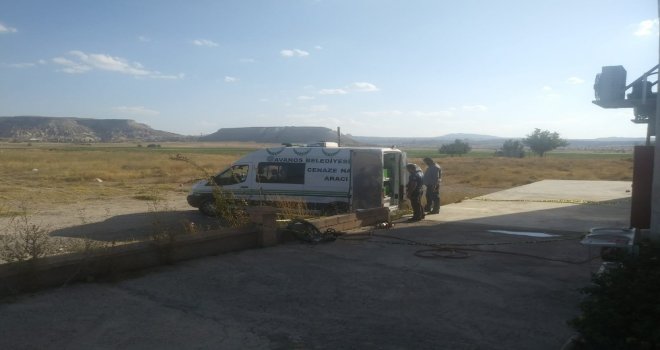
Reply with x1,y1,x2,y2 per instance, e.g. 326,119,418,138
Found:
69,50,151,75
192,39,219,47
349,82,379,92
0,22,17,33
52,56,92,74
317,81,379,96
308,104,328,112
138,35,151,42
314,45,323,50
362,110,404,117
297,95,316,100
411,110,453,117
7,62,36,68
634,19,659,36
362,110,452,118
539,87,560,100
53,50,183,79
112,106,160,116
280,49,309,57
155,72,186,80
319,88,348,95
567,77,585,85
224,76,238,83
462,105,488,112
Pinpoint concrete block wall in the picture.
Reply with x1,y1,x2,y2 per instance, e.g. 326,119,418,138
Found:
0,229,258,297
0,206,390,297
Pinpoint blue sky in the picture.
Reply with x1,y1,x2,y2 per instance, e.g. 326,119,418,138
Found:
0,0,658,138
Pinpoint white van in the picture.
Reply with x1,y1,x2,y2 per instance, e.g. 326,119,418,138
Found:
187,144,407,216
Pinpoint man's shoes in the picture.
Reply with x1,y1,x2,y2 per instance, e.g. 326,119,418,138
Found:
406,217,421,222
428,211,439,214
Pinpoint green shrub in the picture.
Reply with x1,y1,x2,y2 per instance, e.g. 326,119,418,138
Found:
438,139,471,157
496,139,525,158
570,241,660,349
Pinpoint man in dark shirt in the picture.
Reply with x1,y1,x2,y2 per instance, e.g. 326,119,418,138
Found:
406,163,425,222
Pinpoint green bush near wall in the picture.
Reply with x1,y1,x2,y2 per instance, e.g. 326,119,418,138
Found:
570,241,660,349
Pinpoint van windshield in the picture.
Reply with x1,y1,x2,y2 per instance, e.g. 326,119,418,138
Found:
213,164,249,186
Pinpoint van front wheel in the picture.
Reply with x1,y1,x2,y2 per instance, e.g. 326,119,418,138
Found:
322,202,348,216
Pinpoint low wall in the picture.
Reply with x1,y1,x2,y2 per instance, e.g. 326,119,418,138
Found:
0,229,258,297
309,207,390,232
0,207,390,297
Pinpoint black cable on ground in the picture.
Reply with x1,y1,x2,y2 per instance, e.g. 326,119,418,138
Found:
345,231,597,264
284,218,343,244
285,218,599,264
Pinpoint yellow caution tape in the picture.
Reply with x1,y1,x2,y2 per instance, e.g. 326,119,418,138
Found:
468,197,631,206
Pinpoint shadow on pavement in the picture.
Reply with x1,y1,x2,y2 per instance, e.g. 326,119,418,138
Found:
51,210,224,242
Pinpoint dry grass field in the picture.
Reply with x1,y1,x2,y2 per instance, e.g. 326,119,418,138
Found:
0,143,635,262
409,155,633,204
0,143,633,211
0,143,253,208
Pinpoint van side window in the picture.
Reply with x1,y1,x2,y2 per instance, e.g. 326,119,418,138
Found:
257,163,305,184
213,164,248,186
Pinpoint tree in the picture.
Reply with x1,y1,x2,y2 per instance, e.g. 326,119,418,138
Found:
496,139,525,158
523,128,568,157
439,139,471,157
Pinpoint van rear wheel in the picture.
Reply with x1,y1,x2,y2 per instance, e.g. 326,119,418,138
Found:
199,201,218,217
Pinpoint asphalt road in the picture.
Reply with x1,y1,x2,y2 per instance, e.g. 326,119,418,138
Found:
2,180,627,349
0,221,599,350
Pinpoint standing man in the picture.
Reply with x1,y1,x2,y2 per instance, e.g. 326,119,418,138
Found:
423,157,442,214
406,163,425,222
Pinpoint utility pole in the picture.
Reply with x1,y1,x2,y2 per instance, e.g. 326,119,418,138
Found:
651,0,660,241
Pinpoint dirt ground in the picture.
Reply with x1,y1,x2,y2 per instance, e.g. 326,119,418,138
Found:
0,184,504,243
0,193,220,243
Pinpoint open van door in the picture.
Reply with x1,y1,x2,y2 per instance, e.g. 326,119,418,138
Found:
350,149,383,210
383,151,404,208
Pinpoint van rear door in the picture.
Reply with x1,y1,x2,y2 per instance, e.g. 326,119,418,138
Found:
350,149,383,210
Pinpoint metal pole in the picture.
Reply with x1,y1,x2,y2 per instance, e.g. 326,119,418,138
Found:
650,0,660,241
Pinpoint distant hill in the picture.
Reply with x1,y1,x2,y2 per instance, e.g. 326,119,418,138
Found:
2,116,645,150
563,138,646,150
352,134,504,147
201,126,360,146
0,116,185,142
352,134,646,150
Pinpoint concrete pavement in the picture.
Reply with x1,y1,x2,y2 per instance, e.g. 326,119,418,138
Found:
0,180,631,349
0,222,599,350
427,180,632,232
